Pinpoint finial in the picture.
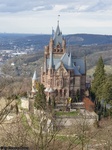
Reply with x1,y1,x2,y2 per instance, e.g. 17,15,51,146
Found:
57,15,60,25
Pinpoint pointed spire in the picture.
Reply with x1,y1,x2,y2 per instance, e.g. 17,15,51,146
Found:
53,19,62,47
32,70,37,80
32,70,37,94
68,52,72,67
56,20,61,36
56,15,60,34
58,15,60,22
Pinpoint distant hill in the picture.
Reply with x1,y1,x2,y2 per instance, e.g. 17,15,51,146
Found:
66,34,112,45
1,33,112,78
1,33,112,50
0,33,51,50
2,44,112,78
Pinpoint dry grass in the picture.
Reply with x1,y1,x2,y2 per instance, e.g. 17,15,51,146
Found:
87,65,112,76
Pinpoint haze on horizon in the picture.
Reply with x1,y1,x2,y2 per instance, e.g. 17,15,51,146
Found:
0,0,112,35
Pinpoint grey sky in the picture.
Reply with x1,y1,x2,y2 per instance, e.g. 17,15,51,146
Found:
0,0,112,34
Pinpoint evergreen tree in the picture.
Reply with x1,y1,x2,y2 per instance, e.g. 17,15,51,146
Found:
102,75,112,102
91,56,105,100
34,82,46,109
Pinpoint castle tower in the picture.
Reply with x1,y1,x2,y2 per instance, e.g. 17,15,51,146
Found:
32,70,37,94
41,21,86,105
49,44,54,70
29,71,38,113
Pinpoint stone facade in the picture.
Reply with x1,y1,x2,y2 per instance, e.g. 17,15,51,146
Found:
41,21,86,104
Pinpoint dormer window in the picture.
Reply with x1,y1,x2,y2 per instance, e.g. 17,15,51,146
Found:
57,44,60,48
74,62,76,66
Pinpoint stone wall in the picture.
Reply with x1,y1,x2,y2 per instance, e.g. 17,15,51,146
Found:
55,111,98,127
21,97,29,110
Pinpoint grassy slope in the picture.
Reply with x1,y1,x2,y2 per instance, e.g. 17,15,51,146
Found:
87,65,112,76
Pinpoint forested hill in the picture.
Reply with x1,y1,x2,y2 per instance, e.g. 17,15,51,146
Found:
1,33,112,77
65,34,112,45
1,33,112,50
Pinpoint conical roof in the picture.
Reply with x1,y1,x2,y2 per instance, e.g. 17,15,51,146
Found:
32,70,37,80
53,21,62,47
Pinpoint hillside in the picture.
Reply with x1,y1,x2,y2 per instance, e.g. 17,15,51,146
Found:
1,44,112,78
0,33,112,78
1,33,112,50
87,65,112,76
66,34,112,45
69,44,112,69
1,51,44,78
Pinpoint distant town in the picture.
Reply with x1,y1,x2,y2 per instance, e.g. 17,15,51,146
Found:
1,32,112,64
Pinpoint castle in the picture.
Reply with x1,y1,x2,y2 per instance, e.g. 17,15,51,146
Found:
40,21,86,104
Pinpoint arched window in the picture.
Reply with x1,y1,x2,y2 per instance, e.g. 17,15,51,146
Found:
55,89,58,96
60,89,62,97
57,49,60,52
70,78,73,84
64,89,67,97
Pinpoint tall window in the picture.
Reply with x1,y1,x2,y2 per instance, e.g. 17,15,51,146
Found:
60,89,62,97
64,89,67,97
55,89,58,96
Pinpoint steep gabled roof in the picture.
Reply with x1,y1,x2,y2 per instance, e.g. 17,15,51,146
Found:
55,61,61,70
73,65,81,75
74,59,86,74
46,52,85,75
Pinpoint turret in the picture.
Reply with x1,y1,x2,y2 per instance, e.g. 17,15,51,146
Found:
49,47,54,69
32,70,37,93
62,38,66,50
49,38,53,53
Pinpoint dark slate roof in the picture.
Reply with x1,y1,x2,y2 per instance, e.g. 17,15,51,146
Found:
74,58,85,74
46,52,86,75
53,21,62,47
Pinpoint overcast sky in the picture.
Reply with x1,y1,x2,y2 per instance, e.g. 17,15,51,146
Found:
0,0,112,35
